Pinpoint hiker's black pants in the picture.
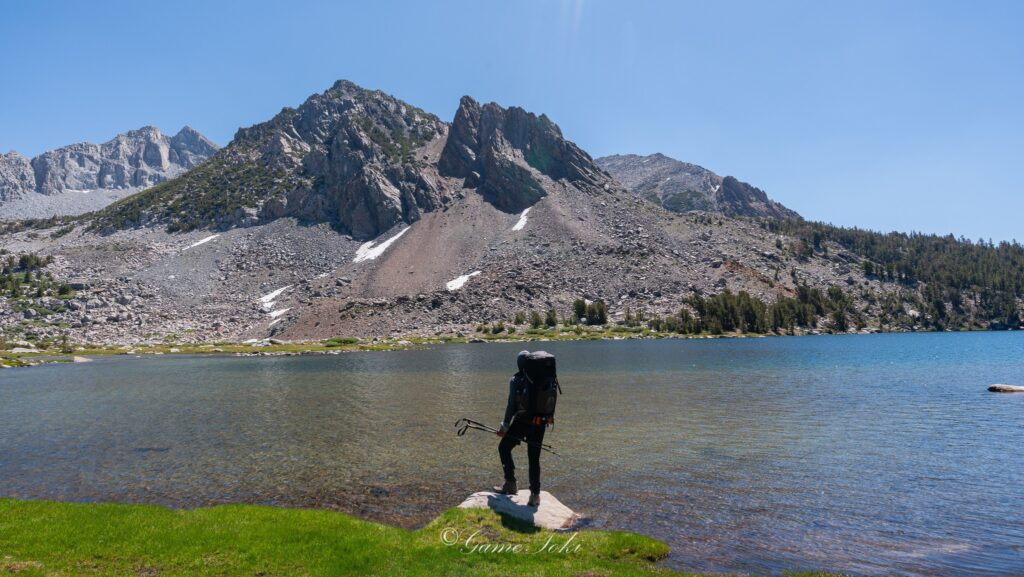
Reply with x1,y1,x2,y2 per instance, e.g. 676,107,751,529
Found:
498,420,546,493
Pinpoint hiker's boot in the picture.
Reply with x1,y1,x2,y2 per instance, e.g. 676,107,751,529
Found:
494,480,517,495
527,491,541,507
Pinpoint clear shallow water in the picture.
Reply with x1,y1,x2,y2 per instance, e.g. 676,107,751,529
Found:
2,333,1023,576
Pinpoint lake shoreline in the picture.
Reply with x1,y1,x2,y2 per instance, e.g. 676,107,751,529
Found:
1,324,1006,369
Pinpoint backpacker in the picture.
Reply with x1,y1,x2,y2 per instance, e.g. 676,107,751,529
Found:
517,351,560,424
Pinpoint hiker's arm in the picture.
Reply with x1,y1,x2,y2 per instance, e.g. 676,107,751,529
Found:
500,376,517,431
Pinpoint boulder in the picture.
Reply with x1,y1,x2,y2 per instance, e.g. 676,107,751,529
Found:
988,384,1024,393
458,490,579,530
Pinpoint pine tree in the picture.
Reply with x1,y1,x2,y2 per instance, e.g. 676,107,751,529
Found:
544,309,557,327
573,299,587,322
530,311,543,329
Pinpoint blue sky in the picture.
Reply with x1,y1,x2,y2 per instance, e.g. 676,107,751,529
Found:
2,0,1021,241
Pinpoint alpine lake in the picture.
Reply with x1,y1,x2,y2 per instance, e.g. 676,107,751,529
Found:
2,332,1022,576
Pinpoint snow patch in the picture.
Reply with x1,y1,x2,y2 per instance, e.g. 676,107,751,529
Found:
268,318,283,327
446,271,482,291
353,227,409,263
184,234,220,250
512,207,531,231
268,308,291,319
259,285,292,304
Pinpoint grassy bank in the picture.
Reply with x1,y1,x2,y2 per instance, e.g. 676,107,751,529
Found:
0,499,838,576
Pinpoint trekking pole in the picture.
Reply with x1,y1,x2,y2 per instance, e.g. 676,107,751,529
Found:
454,417,559,456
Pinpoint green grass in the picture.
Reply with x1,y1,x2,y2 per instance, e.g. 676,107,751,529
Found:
0,356,30,368
0,499,703,577
0,499,850,576
324,336,361,347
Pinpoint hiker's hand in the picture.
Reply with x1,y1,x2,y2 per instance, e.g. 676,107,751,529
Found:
497,423,508,437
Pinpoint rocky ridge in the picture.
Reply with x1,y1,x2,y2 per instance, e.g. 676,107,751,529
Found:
1,80,1007,347
89,82,627,239
0,126,217,203
90,81,453,238
596,153,798,219
439,96,614,212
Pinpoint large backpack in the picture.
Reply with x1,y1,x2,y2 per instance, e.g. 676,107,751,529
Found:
518,351,560,422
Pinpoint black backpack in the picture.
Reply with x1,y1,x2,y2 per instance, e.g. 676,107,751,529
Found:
517,351,560,422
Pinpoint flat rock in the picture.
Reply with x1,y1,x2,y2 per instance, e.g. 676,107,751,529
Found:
72,356,94,363
988,383,1024,393
458,490,579,530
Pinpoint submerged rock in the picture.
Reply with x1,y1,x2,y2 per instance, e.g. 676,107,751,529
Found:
458,490,579,530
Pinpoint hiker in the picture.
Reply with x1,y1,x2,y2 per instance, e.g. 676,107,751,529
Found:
495,350,559,508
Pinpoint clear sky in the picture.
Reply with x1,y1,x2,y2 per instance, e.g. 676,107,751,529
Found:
2,0,1021,241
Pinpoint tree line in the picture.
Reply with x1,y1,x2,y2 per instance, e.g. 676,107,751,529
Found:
1,252,72,300
765,219,1024,327
638,286,852,335
478,287,856,336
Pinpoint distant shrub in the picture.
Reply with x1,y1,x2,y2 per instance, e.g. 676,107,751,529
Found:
324,337,360,347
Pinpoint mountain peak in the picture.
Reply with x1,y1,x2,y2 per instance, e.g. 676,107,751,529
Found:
597,153,798,219
171,126,217,150
439,96,610,212
328,78,363,93
95,80,449,237
88,81,620,236
0,126,219,212
174,125,201,138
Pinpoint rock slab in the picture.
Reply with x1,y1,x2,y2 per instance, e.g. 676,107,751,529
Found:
988,383,1024,393
458,490,580,530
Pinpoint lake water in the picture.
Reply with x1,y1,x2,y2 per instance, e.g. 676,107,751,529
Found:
2,333,1023,576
